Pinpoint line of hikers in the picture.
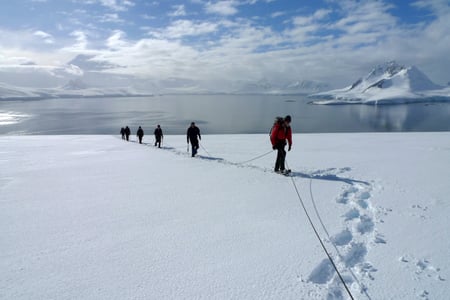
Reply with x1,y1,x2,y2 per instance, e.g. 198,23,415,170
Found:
120,124,164,147
120,116,292,172
119,122,202,157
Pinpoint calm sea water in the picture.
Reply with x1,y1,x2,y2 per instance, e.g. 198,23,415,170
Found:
0,94,449,135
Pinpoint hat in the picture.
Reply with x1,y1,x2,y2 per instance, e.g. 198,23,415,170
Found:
285,115,291,122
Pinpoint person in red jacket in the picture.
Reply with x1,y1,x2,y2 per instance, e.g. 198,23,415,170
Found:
270,115,292,174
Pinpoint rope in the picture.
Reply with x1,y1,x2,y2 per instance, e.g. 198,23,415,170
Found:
199,141,212,157
308,179,372,300
133,137,367,298
236,150,274,164
286,161,355,300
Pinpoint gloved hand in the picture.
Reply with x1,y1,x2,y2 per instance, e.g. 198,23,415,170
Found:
272,145,276,150
288,145,291,151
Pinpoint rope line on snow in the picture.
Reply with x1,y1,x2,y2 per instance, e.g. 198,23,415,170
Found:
308,178,372,300
236,150,274,164
199,141,212,157
194,141,273,166
285,160,355,300
131,137,367,299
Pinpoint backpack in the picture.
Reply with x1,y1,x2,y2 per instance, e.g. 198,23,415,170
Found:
269,116,284,136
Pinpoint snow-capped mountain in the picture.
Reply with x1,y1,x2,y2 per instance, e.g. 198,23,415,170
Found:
0,81,151,100
0,77,330,99
227,79,330,95
309,61,450,104
0,82,39,99
283,80,330,94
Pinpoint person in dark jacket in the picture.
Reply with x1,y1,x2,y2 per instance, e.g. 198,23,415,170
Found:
154,125,163,148
270,115,292,174
124,126,131,141
136,126,144,144
120,127,126,140
187,122,201,157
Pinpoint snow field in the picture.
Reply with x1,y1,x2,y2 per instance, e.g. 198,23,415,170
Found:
1,133,449,299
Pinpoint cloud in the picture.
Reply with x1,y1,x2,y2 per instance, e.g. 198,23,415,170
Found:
169,4,187,17
106,30,129,49
73,0,134,11
149,20,219,39
98,13,125,23
205,1,239,16
33,31,55,44
68,31,89,51
1,0,449,89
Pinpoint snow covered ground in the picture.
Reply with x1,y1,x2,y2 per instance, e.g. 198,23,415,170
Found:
309,62,450,105
1,133,449,299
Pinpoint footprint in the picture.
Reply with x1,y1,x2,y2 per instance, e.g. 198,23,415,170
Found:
343,208,360,220
331,229,353,246
343,243,367,267
419,290,429,299
356,215,374,234
374,233,386,244
360,262,378,280
336,186,358,204
357,199,369,209
308,259,335,284
400,256,446,282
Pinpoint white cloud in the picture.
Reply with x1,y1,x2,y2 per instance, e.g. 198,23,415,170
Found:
98,0,134,11
150,20,219,39
271,11,285,18
74,0,134,11
106,30,129,49
169,4,187,17
69,31,88,51
99,13,125,23
33,30,55,44
205,1,239,16
1,0,449,88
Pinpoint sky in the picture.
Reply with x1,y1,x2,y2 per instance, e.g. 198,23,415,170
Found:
0,0,449,89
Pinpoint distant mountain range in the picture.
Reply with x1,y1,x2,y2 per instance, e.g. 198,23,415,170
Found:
0,77,330,100
0,81,150,100
309,61,450,104
1,57,449,102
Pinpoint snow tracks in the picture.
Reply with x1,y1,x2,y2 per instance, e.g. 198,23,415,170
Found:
303,168,378,300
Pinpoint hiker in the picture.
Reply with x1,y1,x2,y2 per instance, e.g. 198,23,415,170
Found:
154,124,163,148
270,115,292,174
124,126,131,141
187,122,201,157
136,126,144,144
120,127,125,140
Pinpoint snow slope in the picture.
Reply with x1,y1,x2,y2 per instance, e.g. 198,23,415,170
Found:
310,62,450,104
1,133,449,299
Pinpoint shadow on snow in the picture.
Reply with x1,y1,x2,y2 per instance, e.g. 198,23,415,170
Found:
291,171,370,186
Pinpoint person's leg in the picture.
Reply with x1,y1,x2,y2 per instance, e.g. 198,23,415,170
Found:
275,144,286,172
279,147,286,171
275,148,282,171
192,140,198,156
